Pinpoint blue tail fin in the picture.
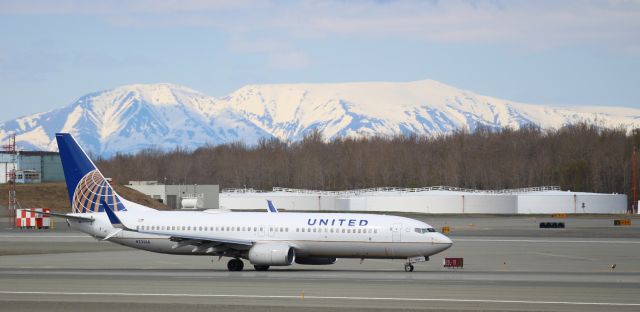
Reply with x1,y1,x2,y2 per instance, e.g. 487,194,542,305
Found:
56,133,126,213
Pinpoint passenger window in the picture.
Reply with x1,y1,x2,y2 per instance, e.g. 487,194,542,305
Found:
286,228,289,232
342,229,345,233
374,229,378,234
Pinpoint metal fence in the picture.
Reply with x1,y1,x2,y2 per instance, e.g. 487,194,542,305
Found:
222,185,562,196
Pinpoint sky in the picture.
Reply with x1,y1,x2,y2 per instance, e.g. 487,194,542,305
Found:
1,0,639,121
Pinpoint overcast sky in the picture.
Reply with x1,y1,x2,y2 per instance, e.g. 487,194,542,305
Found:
1,0,639,120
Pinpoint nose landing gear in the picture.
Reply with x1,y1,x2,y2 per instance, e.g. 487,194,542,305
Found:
404,255,427,272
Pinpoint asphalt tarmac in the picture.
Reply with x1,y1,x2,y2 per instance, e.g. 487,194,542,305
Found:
1,215,639,311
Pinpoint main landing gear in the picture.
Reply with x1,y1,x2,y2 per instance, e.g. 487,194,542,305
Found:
404,263,414,272
227,258,244,271
227,259,270,271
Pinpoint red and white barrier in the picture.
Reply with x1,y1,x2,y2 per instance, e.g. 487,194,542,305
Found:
15,208,51,229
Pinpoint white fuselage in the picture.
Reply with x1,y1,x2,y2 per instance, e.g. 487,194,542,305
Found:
70,210,452,259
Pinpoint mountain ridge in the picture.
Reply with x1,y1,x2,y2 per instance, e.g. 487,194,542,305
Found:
2,80,639,156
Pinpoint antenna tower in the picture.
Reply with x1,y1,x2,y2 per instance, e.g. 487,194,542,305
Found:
2,133,17,222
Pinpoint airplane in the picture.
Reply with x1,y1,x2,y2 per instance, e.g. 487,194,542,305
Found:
36,133,453,272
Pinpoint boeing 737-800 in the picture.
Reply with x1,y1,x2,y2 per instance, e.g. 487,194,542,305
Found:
37,133,452,272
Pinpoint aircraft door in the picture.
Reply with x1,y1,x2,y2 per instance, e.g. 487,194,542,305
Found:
392,223,401,242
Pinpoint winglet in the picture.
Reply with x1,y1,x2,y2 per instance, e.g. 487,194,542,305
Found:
102,198,126,229
267,200,278,213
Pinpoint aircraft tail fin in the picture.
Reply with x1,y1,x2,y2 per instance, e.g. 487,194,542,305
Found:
56,133,127,213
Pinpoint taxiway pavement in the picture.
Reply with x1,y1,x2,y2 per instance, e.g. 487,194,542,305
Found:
0,215,639,311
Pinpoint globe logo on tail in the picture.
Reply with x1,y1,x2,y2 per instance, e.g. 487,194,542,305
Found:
72,169,126,213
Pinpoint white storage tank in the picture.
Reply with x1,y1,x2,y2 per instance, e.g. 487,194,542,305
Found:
181,197,203,210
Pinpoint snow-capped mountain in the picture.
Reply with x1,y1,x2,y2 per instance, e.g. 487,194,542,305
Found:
0,84,273,156
1,80,639,156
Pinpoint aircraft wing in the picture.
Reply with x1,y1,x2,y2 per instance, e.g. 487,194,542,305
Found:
22,209,94,223
155,232,253,247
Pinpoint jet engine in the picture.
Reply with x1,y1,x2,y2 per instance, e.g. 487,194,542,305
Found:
248,243,295,266
295,257,337,265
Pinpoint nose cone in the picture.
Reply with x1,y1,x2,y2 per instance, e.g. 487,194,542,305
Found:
437,233,453,249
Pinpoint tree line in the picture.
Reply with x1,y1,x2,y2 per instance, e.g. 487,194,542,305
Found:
96,123,637,198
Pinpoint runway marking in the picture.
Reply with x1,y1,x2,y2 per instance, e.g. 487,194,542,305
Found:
529,251,595,261
0,290,638,307
454,239,640,244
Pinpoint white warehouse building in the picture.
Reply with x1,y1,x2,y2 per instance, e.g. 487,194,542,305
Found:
220,186,627,214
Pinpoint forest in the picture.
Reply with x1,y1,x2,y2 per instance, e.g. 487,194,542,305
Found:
96,123,638,196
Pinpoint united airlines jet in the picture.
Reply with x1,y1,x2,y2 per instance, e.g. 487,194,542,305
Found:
38,133,452,272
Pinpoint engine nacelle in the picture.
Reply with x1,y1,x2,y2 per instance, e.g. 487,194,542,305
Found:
248,243,295,266
295,257,337,265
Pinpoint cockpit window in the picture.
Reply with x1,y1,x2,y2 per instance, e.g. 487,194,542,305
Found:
415,228,436,234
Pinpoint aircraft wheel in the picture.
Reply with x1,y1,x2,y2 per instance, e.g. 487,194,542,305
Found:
227,258,244,271
254,265,270,271
404,264,414,272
